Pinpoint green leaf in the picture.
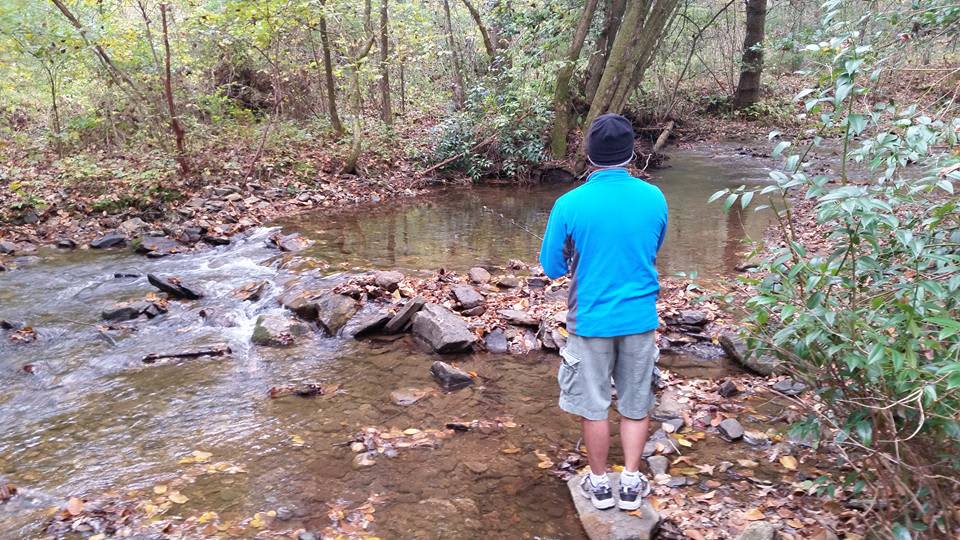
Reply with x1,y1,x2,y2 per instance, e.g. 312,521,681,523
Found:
848,114,867,135
723,193,738,212
773,141,791,157
740,191,754,209
708,190,727,204
892,523,912,540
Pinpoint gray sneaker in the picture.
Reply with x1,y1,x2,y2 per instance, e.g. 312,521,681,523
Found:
617,473,652,511
579,474,616,510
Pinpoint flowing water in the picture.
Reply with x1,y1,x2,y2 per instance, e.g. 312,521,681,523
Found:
0,149,775,539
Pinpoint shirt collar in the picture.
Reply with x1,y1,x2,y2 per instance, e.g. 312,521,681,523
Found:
586,168,631,182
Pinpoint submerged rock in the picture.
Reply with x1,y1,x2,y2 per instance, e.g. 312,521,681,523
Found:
279,288,321,320
147,273,204,300
384,296,425,333
390,387,432,406
271,232,313,252
412,304,476,353
719,332,783,376
566,473,660,540
55,238,77,249
101,305,144,321
430,361,474,390
89,233,127,249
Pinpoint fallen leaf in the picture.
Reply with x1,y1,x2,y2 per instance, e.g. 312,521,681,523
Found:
291,435,305,447
501,447,521,454
684,529,706,540
743,507,765,521
249,512,265,528
780,455,798,470
403,428,421,435
153,485,168,495
168,492,189,504
198,511,219,524
737,459,759,468
787,518,804,528
694,490,716,501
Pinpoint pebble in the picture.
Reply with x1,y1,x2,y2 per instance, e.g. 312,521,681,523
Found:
468,267,491,283
298,533,318,540
464,461,488,474
352,452,376,469
719,418,744,441
275,506,294,521
736,521,776,540
773,377,807,396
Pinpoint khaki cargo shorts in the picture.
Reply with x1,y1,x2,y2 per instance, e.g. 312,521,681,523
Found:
557,331,658,421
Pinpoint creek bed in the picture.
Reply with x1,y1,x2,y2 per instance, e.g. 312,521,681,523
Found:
0,149,775,539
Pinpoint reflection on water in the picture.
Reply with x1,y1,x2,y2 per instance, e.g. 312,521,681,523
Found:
276,148,773,280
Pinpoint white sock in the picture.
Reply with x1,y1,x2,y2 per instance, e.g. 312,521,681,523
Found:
589,471,609,486
621,469,641,487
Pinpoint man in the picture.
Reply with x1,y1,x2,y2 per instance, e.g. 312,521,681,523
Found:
539,113,668,511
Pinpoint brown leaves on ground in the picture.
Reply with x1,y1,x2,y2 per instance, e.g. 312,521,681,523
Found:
0,484,17,503
8,326,37,343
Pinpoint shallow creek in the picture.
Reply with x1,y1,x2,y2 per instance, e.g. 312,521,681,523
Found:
1,148,777,539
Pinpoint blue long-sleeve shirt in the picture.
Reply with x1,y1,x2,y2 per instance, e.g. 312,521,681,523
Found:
539,168,668,337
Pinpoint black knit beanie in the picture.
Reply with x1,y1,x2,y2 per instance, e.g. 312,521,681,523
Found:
586,113,635,167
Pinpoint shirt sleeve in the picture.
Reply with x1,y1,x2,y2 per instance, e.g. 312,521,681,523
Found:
539,201,569,279
656,196,668,252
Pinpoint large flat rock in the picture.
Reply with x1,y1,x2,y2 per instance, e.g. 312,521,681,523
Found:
566,473,660,540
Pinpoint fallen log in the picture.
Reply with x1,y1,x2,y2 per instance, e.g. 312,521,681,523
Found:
142,345,231,364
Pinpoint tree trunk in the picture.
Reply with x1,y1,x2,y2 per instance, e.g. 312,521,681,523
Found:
160,4,189,178
732,0,766,108
378,0,393,124
549,0,600,159
441,0,466,108
318,0,345,135
583,0,626,106
399,57,406,114
459,0,495,59
343,0,377,175
577,0,680,169
45,66,63,157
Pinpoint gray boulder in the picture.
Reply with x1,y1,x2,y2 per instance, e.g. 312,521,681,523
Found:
412,304,476,353
652,389,683,421
374,270,404,292
566,473,660,540
451,284,484,309
647,455,670,476
719,418,744,441
468,267,491,284
484,328,509,354
135,236,181,258
342,304,392,338
102,305,143,321
719,332,783,376
0,241,17,254
384,296,425,333
314,292,359,335
251,314,308,347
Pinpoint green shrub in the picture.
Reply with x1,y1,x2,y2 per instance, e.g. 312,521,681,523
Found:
712,6,960,536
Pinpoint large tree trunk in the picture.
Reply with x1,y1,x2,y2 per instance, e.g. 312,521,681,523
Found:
549,0,600,159
577,0,681,168
583,0,626,106
343,0,377,175
441,0,466,108
732,0,767,108
160,4,189,178
318,0,344,135
378,0,393,124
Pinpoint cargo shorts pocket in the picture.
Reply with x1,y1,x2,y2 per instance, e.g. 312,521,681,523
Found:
558,347,583,397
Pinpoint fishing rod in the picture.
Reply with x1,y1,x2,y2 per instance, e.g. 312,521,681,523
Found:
480,205,544,241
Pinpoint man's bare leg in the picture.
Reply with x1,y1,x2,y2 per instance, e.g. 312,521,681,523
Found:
582,418,610,475
620,415,650,472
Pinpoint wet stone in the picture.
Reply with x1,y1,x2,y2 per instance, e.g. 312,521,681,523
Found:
147,273,204,300
567,473,660,540
89,233,127,249
718,380,740,398
273,232,313,252
136,236,181,257
430,361,474,391
384,296,424,333
451,284,484,309
314,292,359,336
496,276,522,289
342,305,392,338
390,387,431,406
468,267,491,284
297,533,318,540
412,304,476,353
662,418,684,433
464,461,488,474
374,270,404,292
484,328,509,354
101,305,143,322
202,235,230,246
55,238,77,249
718,418,744,441
251,314,308,347
676,310,708,326
497,309,539,327
537,321,558,351
352,452,376,469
